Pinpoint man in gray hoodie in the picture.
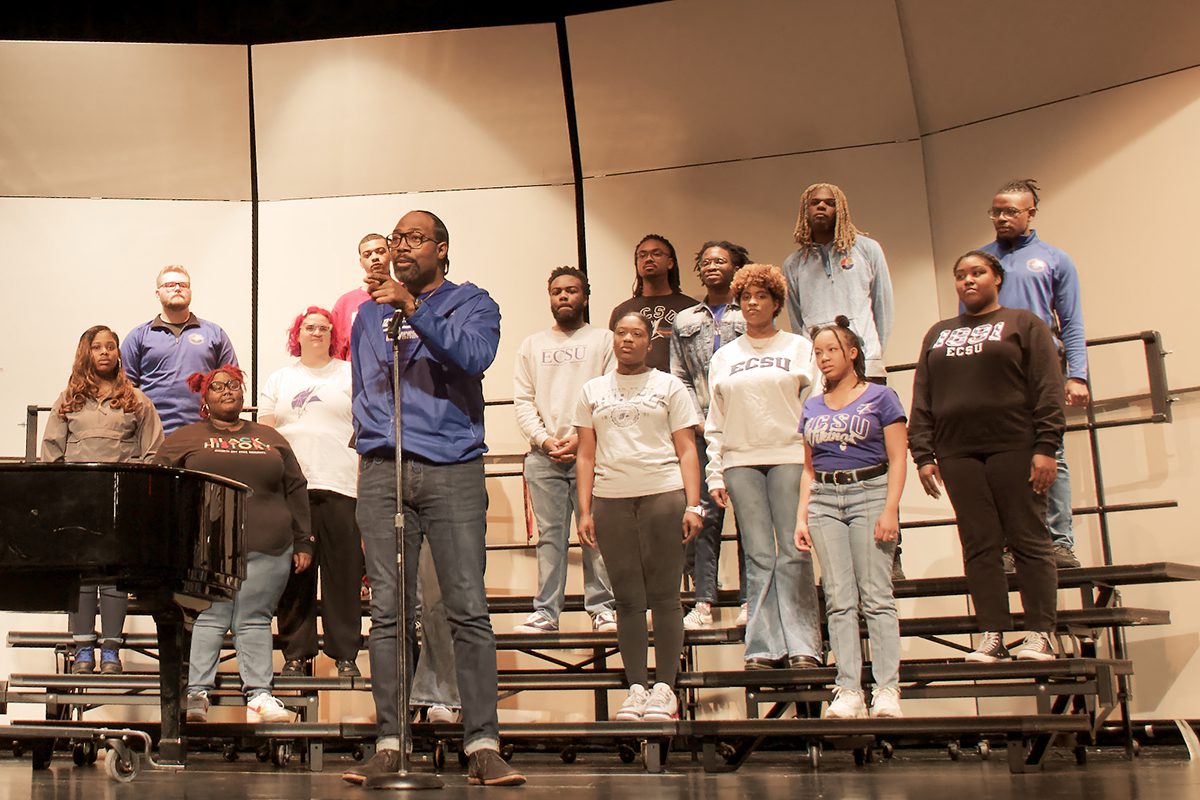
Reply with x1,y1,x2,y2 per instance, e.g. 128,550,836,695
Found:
782,182,901,577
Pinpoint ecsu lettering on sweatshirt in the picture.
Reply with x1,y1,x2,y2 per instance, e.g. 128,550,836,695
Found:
727,356,792,375
930,321,1006,357
540,345,590,365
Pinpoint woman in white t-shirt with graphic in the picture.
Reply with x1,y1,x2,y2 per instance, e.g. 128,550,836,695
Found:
705,264,822,671
575,312,703,722
258,306,364,679
795,317,907,719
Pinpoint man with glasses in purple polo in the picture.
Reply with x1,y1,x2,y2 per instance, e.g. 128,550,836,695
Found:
979,178,1089,570
343,210,525,787
121,265,238,434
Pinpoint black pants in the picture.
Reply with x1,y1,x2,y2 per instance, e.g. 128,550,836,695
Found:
277,489,365,661
939,449,1057,632
592,490,686,688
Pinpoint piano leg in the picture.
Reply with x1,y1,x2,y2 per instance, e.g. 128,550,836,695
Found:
154,606,188,765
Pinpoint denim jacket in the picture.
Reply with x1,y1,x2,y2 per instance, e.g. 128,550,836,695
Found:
669,301,746,419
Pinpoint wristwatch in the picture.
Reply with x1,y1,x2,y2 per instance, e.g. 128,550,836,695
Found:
685,505,704,517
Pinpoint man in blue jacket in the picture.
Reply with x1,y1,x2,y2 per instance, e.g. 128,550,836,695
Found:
342,210,524,787
980,178,1089,569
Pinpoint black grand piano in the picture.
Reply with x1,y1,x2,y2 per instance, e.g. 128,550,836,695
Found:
0,462,245,764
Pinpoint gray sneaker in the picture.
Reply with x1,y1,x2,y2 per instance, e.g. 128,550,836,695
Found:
467,748,526,786
185,691,209,723
1053,544,1081,569
341,748,401,785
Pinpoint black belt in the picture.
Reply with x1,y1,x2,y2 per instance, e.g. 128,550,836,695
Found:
814,463,888,485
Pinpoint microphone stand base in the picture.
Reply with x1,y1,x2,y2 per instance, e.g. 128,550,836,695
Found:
365,771,445,791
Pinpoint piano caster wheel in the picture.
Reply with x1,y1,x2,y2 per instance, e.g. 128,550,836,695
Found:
560,747,577,764
256,744,271,763
31,739,54,770
853,746,873,766
500,743,514,762
880,741,895,759
271,741,294,768
72,740,98,766
433,741,446,770
11,741,25,758
222,744,239,762
618,743,637,763
807,742,821,769
352,745,366,761
978,740,991,761
104,741,140,783
948,742,962,761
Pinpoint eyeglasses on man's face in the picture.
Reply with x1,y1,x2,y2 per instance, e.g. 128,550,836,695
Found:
158,281,190,290
387,231,439,249
987,207,1033,220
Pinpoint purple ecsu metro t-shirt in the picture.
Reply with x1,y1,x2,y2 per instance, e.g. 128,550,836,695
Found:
801,382,907,472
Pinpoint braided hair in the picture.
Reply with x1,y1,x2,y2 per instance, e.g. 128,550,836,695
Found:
808,315,867,392
996,178,1041,207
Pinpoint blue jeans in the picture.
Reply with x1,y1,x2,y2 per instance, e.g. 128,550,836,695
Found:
724,464,821,661
524,450,614,621
357,455,499,755
807,474,899,691
1047,443,1074,548
685,432,746,604
411,543,461,709
188,547,293,698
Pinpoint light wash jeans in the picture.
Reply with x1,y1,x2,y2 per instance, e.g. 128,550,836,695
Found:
1047,443,1074,549
188,547,293,698
807,473,899,691
357,455,499,755
724,464,821,662
524,450,614,622
411,543,461,709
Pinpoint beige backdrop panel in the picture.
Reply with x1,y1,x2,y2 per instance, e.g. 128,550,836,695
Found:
898,0,1200,133
0,41,250,200
251,25,573,200
0,197,253,459
922,66,1200,717
567,0,920,176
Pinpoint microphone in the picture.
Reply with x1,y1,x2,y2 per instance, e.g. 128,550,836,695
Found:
386,308,406,340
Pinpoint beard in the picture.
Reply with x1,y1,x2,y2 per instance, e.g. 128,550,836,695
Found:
553,304,585,327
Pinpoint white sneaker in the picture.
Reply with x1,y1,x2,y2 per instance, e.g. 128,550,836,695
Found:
734,603,749,627
683,602,713,630
426,704,460,724
615,684,649,721
1016,631,1055,661
824,686,868,719
592,610,618,632
642,682,679,721
246,693,292,723
186,690,209,723
513,612,558,633
870,686,903,718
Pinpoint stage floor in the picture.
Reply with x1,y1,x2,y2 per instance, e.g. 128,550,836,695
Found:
6,747,1198,799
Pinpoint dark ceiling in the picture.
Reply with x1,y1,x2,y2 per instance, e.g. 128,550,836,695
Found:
0,1,653,45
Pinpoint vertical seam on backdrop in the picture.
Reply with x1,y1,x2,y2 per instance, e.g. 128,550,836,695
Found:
555,17,589,320
247,44,260,407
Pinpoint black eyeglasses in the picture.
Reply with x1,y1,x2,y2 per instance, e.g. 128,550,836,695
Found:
208,380,242,393
387,231,440,249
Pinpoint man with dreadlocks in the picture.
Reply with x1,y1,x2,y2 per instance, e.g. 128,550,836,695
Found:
979,178,1088,570
783,184,901,578
608,234,699,373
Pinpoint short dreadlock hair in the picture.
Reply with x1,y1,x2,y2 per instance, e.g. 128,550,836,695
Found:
631,234,681,296
996,178,1041,207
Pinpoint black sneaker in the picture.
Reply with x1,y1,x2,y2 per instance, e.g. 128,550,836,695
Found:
342,748,401,785
336,659,361,678
965,631,1011,663
280,658,308,677
467,748,526,786
1053,544,1081,569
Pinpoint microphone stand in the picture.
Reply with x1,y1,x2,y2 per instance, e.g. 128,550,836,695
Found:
367,308,443,791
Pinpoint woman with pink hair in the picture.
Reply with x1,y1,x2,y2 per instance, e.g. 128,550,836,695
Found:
258,306,364,678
